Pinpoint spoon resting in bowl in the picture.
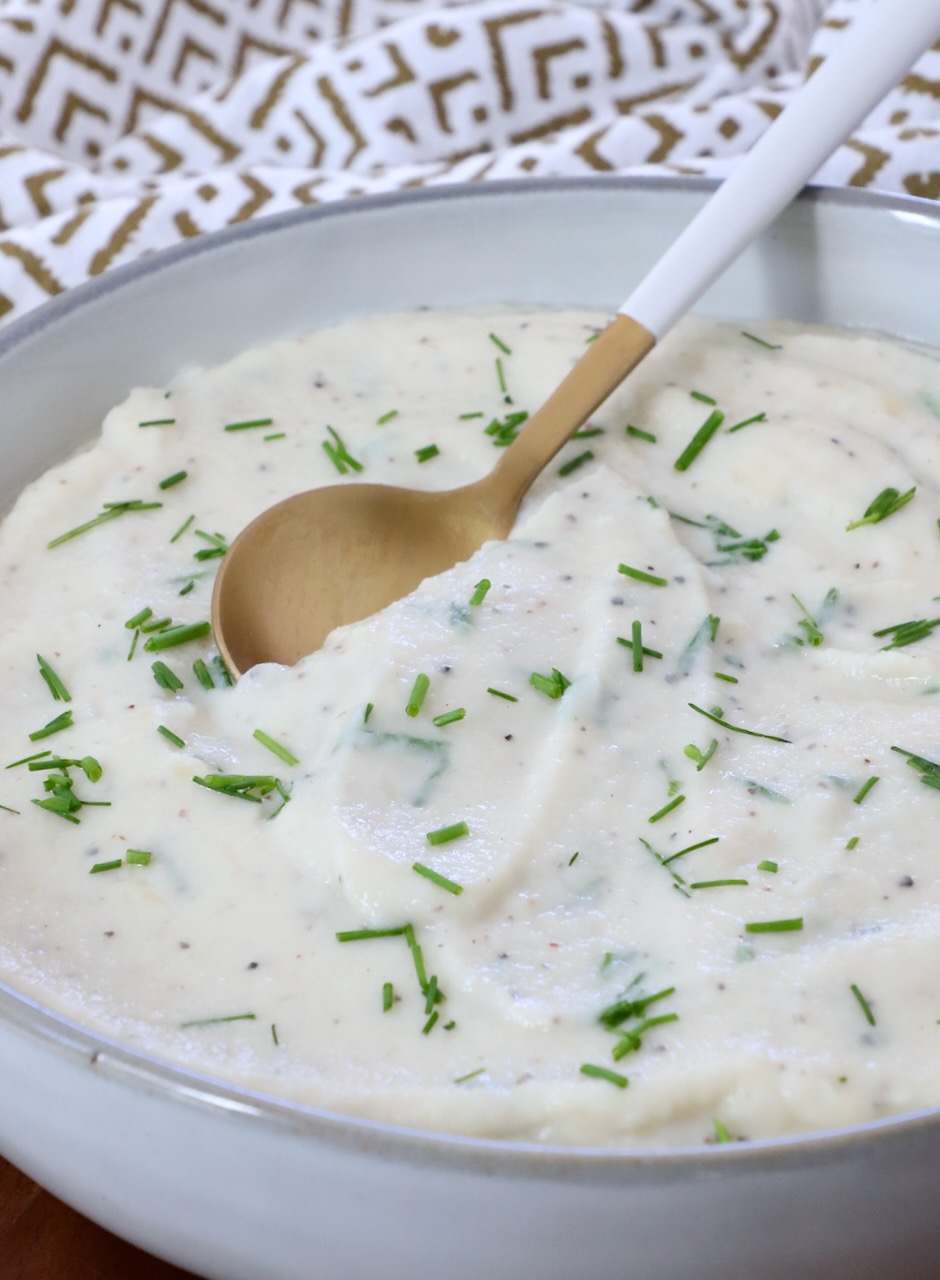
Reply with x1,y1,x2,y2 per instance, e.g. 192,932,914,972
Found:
212,0,940,678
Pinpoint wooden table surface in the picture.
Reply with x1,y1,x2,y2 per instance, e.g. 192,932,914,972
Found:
0,1155,198,1280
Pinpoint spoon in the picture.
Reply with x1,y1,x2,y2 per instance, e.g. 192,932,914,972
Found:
213,0,940,676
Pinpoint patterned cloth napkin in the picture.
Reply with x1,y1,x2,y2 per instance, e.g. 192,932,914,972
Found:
0,0,937,328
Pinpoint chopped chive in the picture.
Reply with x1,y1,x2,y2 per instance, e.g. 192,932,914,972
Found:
152,661,183,692
29,710,73,742
157,725,185,748
845,836,860,850
488,332,511,354
688,703,790,743
690,879,749,890
677,615,720,675
631,620,644,673
406,673,430,718
383,982,394,1012
212,656,233,688
140,616,171,634
487,687,518,702
454,1067,485,1084
611,1012,680,1060
125,607,153,630
469,578,491,606
0,803,19,815
253,729,299,767
126,849,152,866
180,1013,257,1028
422,1011,439,1035
159,470,188,490
377,410,398,425
193,774,278,803
127,629,140,661
178,580,195,597
432,708,465,728
192,529,228,561
616,637,663,660
170,514,195,544
579,1063,629,1089
264,432,286,442
495,357,507,395
757,859,778,873
138,417,176,427
426,821,469,846
48,499,163,548
792,594,824,646
6,750,51,770
847,486,916,531
271,1023,279,1045
423,974,439,1015
713,1118,734,1143
364,702,374,724
321,426,363,473
618,564,668,587
415,444,440,463
674,410,725,472
850,983,876,1026
459,411,484,420
568,850,580,865
727,412,767,433
744,918,804,934
90,859,122,874
572,426,604,439
853,776,880,805
192,658,214,690
558,450,594,477
661,836,720,866
336,927,408,942
223,418,274,432
714,672,738,684
874,616,940,650
529,668,571,700
648,794,685,824
626,425,656,442
690,390,716,405
741,331,782,350
144,622,211,652
37,655,71,703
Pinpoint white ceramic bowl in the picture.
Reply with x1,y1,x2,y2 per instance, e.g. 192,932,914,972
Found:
2,179,940,1280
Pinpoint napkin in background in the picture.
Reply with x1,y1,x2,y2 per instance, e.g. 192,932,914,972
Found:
0,0,937,326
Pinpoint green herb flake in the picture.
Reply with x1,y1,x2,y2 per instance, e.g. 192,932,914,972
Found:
853,776,880,806
469,578,491,606
850,983,876,1027
488,332,512,355
714,672,738,684
125,607,153,630
377,410,399,425
690,878,749,890
253,729,299,767
626,425,656,443
415,444,440,463
192,658,214,691
487,687,518,702
90,859,123,874
741,331,782,351
688,703,790,744
432,708,465,728
459,412,484,421
690,390,717,405
144,622,211,652
630,620,644,674
322,426,364,474
406,673,431,718
847,486,916,532
383,981,394,1012
757,859,778,873
152,661,183,692
170,514,195,544
426,821,469,847
674,409,725,472
139,417,176,428
48,500,163,549
712,1118,734,1143
744,917,804,934
271,1023,279,1045
181,1013,257,1028
336,927,408,943
363,702,374,724
454,1067,486,1084
6,750,51,770
727,412,768,433
845,836,860,851
661,836,720,866
648,794,685,824
874,616,940,651
529,668,571,700
616,637,663,661
618,564,668,587
28,710,73,742
159,470,188,490
264,433,286,442
37,655,71,703
126,849,152,866
558,450,594,477
568,850,580,866
223,418,274,432
422,1011,440,1035
580,1063,629,1089
157,725,185,748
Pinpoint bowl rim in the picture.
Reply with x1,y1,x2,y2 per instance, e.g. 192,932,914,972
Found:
2,174,940,1177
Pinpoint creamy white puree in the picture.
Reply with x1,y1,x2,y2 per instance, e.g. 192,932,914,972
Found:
3,309,940,1148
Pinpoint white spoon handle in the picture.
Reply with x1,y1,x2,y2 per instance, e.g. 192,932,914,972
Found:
621,0,940,338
